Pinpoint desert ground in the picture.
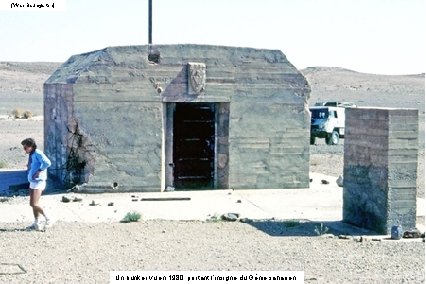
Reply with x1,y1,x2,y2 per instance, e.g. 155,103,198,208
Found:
0,62,424,283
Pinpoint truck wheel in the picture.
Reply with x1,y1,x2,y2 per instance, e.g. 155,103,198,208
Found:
326,131,339,145
310,136,315,145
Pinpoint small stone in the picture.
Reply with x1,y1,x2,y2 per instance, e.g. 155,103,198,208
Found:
403,229,423,239
338,235,351,240
354,236,363,242
321,179,330,185
360,236,369,242
239,218,252,223
131,199,138,202
321,234,335,239
61,196,71,203
336,175,344,187
309,178,313,182
236,200,242,203
89,200,98,206
108,202,114,206
221,213,239,222
72,197,82,202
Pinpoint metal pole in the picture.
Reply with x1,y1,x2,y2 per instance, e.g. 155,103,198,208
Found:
148,0,152,44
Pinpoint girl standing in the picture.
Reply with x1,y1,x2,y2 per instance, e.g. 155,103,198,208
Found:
21,138,52,230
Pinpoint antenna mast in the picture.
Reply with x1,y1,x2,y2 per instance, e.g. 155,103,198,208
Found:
148,0,152,44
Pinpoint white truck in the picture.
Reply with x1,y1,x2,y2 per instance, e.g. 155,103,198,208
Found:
309,102,356,145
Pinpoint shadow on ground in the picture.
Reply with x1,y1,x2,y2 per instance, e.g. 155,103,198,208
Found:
245,219,378,237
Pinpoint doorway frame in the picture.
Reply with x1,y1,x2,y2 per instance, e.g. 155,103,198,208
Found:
163,102,229,190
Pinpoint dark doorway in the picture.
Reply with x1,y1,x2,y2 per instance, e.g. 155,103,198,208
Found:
173,103,215,189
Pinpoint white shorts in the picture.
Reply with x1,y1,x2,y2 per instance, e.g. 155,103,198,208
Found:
30,181,46,190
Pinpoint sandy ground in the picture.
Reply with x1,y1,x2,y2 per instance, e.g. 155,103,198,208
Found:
0,221,424,283
0,64,424,283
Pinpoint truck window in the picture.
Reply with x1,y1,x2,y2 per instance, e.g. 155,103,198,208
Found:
311,109,328,119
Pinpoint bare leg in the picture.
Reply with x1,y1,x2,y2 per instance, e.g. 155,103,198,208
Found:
29,188,45,219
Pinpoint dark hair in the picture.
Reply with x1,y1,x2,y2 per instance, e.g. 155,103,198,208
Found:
21,138,37,150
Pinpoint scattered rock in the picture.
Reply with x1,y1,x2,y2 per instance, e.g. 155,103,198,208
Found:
354,236,363,242
89,200,99,206
321,179,330,185
403,229,423,238
236,199,242,203
61,196,71,203
360,236,370,242
239,218,252,223
108,202,114,206
309,178,313,182
221,213,239,222
338,235,351,240
321,234,335,239
336,175,344,187
131,199,138,202
72,197,82,202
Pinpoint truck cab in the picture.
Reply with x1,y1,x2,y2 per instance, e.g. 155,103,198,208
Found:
310,105,347,145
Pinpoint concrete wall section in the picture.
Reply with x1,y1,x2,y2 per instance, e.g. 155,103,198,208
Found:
229,102,309,189
343,107,418,234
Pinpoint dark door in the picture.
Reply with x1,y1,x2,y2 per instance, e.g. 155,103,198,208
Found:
173,103,215,189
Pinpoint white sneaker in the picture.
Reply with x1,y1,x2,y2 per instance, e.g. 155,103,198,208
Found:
26,221,41,231
44,218,53,229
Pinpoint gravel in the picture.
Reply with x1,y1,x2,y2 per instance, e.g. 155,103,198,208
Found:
0,221,424,283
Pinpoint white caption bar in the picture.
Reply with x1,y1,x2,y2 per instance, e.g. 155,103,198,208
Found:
110,271,304,283
0,0,66,11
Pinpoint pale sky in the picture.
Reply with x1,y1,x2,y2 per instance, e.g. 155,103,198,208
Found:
0,0,424,75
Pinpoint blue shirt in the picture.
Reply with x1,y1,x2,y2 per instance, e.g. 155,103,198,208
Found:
27,149,52,183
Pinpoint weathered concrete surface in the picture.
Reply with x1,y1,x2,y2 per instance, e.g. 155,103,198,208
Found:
44,45,310,192
343,107,418,234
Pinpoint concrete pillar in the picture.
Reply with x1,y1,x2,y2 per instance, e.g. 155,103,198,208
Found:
343,107,418,234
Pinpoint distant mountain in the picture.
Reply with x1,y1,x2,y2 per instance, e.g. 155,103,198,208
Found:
0,62,423,112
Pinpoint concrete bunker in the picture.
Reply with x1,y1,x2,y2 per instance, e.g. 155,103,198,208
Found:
44,45,311,192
